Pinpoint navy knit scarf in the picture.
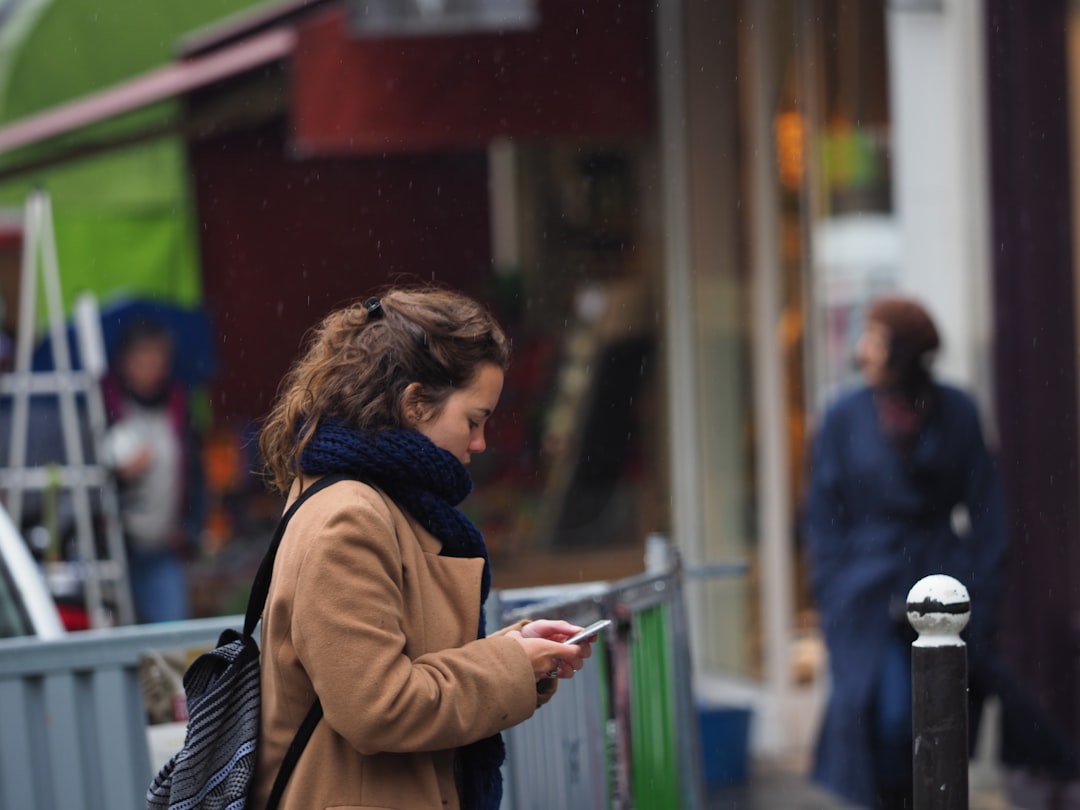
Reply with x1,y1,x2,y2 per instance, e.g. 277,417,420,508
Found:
300,420,504,810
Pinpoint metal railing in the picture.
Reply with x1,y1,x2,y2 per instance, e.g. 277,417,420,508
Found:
0,559,712,810
494,564,706,810
0,615,237,810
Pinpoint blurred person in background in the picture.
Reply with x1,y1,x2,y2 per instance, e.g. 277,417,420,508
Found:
803,294,1006,808
102,318,204,623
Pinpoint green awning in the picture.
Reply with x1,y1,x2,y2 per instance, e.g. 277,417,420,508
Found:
0,0,271,314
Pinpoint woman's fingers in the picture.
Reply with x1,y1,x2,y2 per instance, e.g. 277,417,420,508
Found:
510,635,591,681
520,621,598,664
551,642,589,678
520,619,580,641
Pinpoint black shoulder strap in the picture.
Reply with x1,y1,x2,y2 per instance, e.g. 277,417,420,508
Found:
250,472,353,810
266,700,324,810
243,473,351,637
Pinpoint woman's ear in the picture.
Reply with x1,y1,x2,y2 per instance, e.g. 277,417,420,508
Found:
401,382,427,427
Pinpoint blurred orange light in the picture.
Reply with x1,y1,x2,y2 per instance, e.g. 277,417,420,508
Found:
775,111,805,190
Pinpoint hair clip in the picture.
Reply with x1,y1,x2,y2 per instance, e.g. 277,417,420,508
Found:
364,297,384,319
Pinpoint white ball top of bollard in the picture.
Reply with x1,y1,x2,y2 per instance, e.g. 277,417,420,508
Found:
906,574,970,647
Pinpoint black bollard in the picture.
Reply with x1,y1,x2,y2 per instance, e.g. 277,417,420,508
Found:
906,575,970,810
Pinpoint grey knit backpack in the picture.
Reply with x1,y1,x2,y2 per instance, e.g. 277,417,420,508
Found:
146,474,348,810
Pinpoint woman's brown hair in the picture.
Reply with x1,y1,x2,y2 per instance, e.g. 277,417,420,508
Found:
865,294,940,391
257,287,510,494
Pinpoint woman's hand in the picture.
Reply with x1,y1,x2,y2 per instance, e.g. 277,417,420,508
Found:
508,620,595,681
519,619,579,642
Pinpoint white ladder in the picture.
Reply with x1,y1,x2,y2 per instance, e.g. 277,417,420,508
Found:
0,189,134,627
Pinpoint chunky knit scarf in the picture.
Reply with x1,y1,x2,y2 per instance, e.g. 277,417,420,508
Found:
300,420,504,810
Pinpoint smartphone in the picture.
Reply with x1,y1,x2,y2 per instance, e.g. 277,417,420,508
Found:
564,619,612,645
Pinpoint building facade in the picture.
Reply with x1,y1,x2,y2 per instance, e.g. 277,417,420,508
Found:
0,0,1076,772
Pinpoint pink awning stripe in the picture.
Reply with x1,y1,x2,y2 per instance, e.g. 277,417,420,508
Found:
0,26,296,155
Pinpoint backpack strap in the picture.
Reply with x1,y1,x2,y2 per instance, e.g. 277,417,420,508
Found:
246,472,354,810
243,473,352,637
266,700,324,810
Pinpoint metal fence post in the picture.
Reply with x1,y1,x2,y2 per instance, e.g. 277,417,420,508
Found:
906,574,970,810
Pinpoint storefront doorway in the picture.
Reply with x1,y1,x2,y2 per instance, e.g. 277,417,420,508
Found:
668,0,895,758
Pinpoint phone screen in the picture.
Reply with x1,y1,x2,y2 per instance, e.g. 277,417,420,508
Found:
565,619,612,645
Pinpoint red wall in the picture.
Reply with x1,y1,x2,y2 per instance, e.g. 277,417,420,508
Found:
291,0,654,155
189,121,491,427
188,0,656,429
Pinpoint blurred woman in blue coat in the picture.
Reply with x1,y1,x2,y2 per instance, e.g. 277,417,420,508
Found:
804,295,1006,809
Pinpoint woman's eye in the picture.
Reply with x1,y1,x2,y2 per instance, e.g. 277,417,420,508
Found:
468,420,479,430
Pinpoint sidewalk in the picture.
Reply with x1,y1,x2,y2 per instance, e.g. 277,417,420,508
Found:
705,760,1013,810
707,765,856,809
697,683,1018,810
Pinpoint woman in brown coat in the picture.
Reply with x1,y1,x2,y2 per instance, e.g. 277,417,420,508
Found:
251,288,592,809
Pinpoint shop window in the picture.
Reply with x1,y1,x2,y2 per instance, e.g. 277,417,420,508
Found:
466,142,665,588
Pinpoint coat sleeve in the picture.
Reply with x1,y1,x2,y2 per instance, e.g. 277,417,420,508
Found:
290,495,539,755
955,394,1007,652
804,406,849,614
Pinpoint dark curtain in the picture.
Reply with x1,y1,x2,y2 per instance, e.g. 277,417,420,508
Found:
986,0,1080,749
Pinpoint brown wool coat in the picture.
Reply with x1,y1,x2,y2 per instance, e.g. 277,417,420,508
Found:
249,476,545,810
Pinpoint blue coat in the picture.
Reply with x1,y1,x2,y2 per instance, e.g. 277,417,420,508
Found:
804,383,1006,807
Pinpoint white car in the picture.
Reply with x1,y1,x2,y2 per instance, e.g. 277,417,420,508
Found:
0,501,65,639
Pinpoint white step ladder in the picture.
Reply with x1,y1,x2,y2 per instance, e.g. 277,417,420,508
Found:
0,189,134,627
